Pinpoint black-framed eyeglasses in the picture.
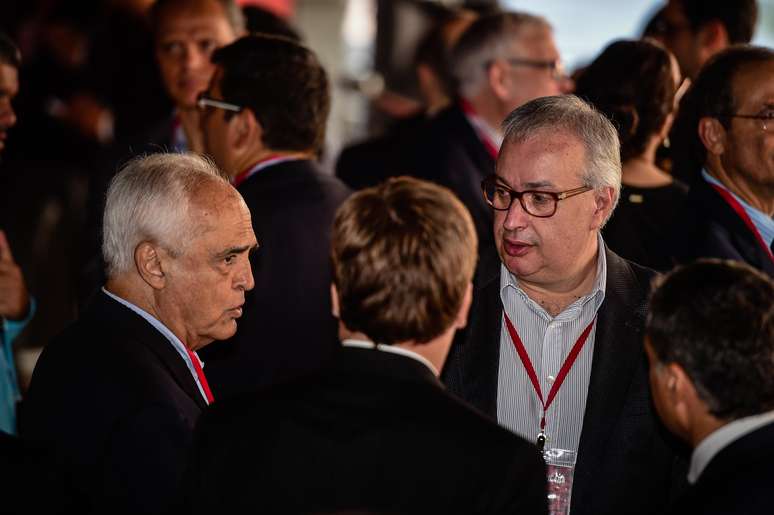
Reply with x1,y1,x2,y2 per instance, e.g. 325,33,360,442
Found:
504,58,566,81
713,111,774,132
481,175,592,218
196,93,242,113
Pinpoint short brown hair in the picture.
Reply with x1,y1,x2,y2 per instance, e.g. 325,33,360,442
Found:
331,177,477,345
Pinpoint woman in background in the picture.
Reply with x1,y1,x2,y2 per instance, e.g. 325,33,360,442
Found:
575,39,689,271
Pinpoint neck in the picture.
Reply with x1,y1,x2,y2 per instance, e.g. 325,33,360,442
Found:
463,93,504,138
232,147,313,179
707,161,774,216
519,240,600,317
339,325,453,377
105,277,198,350
689,413,727,449
176,107,204,153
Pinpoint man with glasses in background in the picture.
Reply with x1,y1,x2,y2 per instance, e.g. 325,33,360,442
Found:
673,46,774,276
196,35,350,398
443,95,686,515
409,10,572,253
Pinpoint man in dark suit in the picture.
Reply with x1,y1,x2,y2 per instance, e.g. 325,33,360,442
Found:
186,176,547,515
443,95,686,515
672,46,773,276
21,153,258,514
411,11,571,251
197,35,351,396
645,259,774,515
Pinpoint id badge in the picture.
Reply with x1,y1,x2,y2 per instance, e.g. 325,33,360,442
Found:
543,448,576,515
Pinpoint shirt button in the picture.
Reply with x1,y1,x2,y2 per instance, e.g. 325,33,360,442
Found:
548,375,556,384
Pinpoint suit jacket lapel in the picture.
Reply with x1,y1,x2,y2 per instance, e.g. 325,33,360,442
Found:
572,249,648,501
93,292,208,410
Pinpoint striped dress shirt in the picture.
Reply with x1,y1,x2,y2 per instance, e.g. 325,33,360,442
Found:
497,236,607,454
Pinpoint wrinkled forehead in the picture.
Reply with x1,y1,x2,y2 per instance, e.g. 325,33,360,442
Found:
507,23,558,59
731,60,774,108
155,0,231,38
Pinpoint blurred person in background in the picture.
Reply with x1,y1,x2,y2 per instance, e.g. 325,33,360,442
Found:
671,46,774,276
197,35,350,397
575,39,690,271
410,11,572,253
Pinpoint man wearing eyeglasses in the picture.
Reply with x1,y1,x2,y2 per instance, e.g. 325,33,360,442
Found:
196,35,351,398
673,46,774,277
410,11,572,254
443,95,687,515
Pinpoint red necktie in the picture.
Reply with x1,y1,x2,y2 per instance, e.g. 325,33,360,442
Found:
187,349,215,404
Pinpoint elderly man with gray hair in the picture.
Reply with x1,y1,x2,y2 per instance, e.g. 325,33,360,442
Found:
443,95,686,515
22,153,257,514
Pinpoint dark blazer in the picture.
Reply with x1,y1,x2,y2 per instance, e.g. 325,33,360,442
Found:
669,420,774,515
185,346,548,515
677,178,774,276
20,292,206,515
200,159,351,397
443,245,688,515
411,102,495,252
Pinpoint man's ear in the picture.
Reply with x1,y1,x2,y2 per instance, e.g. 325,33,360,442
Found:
697,20,729,59
135,242,167,290
330,283,340,318
233,108,263,152
488,60,511,102
698,116,726,156
590,186,615,230
454,282,474,330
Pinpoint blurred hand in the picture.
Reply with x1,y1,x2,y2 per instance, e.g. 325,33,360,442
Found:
0,230,30,320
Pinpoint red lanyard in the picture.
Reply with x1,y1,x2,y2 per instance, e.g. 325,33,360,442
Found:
709,183,774,263
459,98,499,160
503,312,595,450
186,348,214,404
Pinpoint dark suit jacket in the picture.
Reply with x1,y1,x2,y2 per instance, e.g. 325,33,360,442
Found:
669,420,774,515
200,159,351,397
186,346,548,515
20,292,206,515
443,245,688,515
677,178,774,276
411,102,495,252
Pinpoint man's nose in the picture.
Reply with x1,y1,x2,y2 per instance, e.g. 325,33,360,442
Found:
503,198,530,231
237,257,255,292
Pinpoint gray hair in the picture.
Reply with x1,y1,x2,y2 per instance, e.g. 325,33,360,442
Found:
450,11,550,98
102,152,230,278
500,95,622,221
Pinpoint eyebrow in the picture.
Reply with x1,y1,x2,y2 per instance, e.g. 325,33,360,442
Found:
215,243,258,259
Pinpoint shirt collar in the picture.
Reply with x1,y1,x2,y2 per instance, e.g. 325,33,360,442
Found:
688,410,774,483
702,169,774,247
341,338,439,376
500,233,608,320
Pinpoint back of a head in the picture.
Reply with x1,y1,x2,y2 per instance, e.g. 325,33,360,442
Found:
574,39,676,162
102,153,229,278
676,0,758,44
450,11,549,98
331,177,477,346
671,45,774,182
0,33,21,69
150,0,246,36
647,259,774,420
501,95,622,214
212,34,329,154
243,5,301,41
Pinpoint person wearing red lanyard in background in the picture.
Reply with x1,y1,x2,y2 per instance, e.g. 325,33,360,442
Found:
196,35,351,399
409,11,572,255
672,46,774,276
443,96,688,515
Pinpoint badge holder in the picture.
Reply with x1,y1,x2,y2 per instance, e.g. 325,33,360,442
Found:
543,448,576,515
